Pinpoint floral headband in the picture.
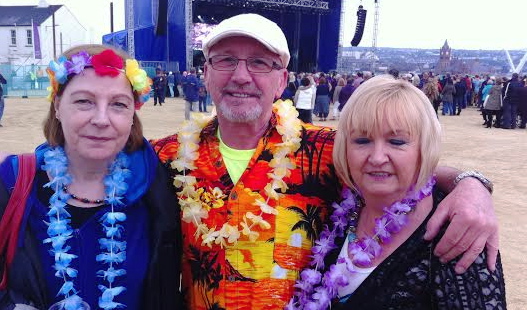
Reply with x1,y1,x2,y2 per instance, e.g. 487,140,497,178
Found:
46,49,152,109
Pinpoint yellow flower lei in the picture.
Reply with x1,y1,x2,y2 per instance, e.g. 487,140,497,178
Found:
172,99,302,248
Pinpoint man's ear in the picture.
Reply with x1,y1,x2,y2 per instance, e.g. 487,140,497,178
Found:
203,63,211,90
274,69,288,99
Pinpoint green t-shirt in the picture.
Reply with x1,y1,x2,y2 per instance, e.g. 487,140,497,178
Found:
218,130,256,184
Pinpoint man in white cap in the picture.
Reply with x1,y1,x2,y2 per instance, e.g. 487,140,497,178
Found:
151,13,498,309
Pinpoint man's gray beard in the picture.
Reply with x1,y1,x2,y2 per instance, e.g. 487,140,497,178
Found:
217,103,263,123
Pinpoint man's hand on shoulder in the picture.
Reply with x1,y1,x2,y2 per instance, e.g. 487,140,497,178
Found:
425,176,498,274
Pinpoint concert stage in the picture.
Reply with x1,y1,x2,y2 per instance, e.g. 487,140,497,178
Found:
103,0,343,72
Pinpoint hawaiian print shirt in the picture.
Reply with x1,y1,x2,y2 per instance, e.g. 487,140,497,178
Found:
152,114,339,310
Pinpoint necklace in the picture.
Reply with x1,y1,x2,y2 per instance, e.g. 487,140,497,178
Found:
171,99,302,247
63,186,105,204
287,177,436,310
42,147,131,310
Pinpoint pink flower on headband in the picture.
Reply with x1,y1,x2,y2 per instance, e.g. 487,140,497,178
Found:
91,49,124,77
65,51,91,74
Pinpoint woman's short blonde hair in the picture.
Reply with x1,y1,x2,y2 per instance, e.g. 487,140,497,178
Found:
43,44,144,151
333,74,441,192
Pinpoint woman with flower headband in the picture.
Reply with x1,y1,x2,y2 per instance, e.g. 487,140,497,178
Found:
288,75,506,310
0,44,182,310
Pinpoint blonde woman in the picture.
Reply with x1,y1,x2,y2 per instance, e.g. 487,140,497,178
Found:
292,75,505,309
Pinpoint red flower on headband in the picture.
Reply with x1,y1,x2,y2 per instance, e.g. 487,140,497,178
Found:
91,49,124,77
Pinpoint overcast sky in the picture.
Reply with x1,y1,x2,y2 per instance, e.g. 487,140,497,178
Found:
345,0,527,51
1,0,526,51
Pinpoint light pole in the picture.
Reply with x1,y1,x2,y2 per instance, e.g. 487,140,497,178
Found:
52,11,56,59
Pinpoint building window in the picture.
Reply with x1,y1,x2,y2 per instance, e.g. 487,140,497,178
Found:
10,29,16,45
27,29,33,45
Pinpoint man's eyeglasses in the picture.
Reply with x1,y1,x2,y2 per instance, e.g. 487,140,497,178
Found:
208,55,283,73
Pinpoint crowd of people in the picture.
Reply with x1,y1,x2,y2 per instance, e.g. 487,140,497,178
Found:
280,68,527,130
151,67,211,120
280,70,373,122
0,13,507,310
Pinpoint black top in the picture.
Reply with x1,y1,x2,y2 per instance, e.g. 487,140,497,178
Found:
329,189,506,310
36,169,106,229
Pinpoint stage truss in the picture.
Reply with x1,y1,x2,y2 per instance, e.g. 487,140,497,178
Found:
249,0,328,10
193,0,329,11
125,0,135,58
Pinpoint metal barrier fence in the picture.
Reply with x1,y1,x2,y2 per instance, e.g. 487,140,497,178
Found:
0,64,49,97
0,61,175,97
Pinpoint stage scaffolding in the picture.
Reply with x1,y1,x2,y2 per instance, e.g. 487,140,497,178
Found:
193,0,329,12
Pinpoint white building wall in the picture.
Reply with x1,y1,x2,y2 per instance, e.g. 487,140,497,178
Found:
0,5,87,66
0,26,35,65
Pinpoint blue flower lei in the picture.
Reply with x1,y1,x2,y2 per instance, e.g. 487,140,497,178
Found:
286,176,436,310
42,147,131,310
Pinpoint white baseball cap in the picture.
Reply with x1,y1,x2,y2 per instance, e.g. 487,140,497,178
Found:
202,13,290,68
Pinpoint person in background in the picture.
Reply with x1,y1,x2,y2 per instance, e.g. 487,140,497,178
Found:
441,78,456,115
152,68,166,106
352,71,364,88
482,77,502,128
288,72,297,88
173,70,182,97
464,75,473,107
422,75,441,116
453,76,466,115
182,68,199,120
197,75,208,113
362,71,373,83
0,44,182,310
151,13,499,310
167,71,175,98
295,72,303,89
411,72,421,87
281,81,297,102
477,75,491,108
388,68,399,79
501,72,523,129
315,77,331,121
472,75,482,106
329,73,339,104
338,78,355,112
28,65,37,90
418,72,429,89
0,71,6,127
36,67,46,90
517,83,527,129
331,77,345,120
294,77,316,123
290,75,505,309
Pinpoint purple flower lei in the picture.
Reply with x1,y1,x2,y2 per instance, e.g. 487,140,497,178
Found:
286,176,436,310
